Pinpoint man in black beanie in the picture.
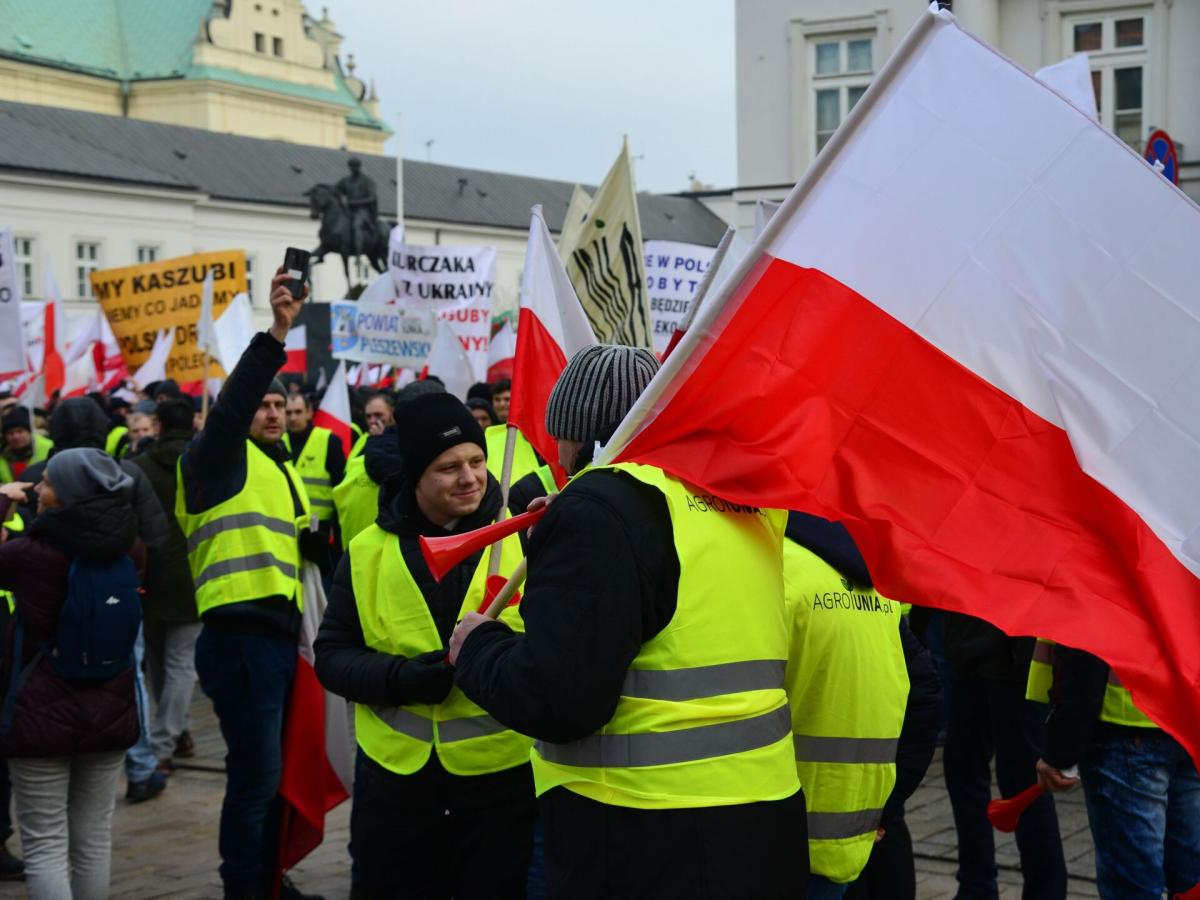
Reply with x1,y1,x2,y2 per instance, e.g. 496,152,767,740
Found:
315,391,535,900
451,345,808,899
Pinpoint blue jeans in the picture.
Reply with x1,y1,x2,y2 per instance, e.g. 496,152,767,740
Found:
195,627,296,895
809,873,849,899
125,626,158,783
1080,729,1200,899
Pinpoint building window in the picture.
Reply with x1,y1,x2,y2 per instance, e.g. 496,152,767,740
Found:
13,237,34,298
811,36,874,153
136,244,159,264
75,241,100,300
1065,11,1147,149
273,37,284,57
254,32,265,53
245,256,254,304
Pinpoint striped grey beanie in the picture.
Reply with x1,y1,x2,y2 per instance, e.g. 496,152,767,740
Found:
545,345,660,443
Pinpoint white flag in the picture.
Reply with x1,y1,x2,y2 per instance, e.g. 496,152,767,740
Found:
0,229,26,374
424,320,473,401
213,292,253,373
132,329,173,389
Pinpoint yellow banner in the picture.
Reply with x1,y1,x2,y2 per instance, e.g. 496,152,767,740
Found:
91,250,247,383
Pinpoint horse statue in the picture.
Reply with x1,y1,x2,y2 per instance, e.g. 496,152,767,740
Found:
304,183,389,289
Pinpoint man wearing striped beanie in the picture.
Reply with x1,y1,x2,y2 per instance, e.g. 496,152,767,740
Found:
452,345,807,899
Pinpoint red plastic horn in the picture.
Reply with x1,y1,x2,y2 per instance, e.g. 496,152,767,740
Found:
986,784,1045,833
419,507,546,582
1175,885,1200,900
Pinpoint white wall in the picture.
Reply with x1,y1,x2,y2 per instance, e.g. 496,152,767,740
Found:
736,0,1200,208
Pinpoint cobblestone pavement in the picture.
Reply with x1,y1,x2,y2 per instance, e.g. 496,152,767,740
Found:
0,695,1100,899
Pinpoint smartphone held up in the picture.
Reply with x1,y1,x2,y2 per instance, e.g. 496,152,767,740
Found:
282,246,311,301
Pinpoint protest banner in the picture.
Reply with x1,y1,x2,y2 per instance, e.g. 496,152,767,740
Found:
388,243,496,382
91,250,247,383
644,240,717,355
329,299,437,369
0,229,26,375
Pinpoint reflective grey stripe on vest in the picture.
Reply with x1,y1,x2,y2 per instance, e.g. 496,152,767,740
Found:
793,734,898,765
193,552,296,591
371,705,434,742
1032,642,1055,665
438,714,509,744
536,705,791,769
623,660,786,702
186,512,296,554
807,807,884,841
303,476,331,488
309,498,335,509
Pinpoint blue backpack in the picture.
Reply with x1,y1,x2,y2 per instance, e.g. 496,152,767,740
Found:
1,556,142,734
51,556,142,681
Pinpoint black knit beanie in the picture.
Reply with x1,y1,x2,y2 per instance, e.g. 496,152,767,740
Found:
545,345,659,444
397,393,486,486
1,408,30,434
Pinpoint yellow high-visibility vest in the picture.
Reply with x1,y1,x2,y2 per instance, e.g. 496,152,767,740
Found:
0,507,23,614
532,462,799,809
1026,638,1155,728
285,427,337,522
175,440,310,616
485,425,556,495
105,426,129,458
783,540,908,883
0,434,53,483
333,454,377,545
351,525,531,776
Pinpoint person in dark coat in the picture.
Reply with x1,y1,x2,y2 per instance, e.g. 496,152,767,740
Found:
127,397,200,767
0,449,142,900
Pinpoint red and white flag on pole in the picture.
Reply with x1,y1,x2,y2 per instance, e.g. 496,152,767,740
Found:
276,564,353,878
508,205,596,484
281,325,308,375
61,353,96,399
486,319,516,383
603,6,1200,764
313,360,352,455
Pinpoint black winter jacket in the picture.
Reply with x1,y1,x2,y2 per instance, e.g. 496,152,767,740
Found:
453,467,680,744
128,430,197,624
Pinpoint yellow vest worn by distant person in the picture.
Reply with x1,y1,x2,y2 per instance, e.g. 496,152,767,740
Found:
351,525,531,776
485,424,556,495
0,433,53,483
333,433,378,544
783,540,908,883
532,462,799,810
175,440,310,616
1026,638,1155,728
285,426,337,522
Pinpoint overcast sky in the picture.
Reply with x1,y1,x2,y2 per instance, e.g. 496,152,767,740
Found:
321,0,736,194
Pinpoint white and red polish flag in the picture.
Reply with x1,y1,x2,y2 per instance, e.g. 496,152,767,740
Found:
281,325,308,375
602,6,1200,763
276,563,353,877
313,360,352,455
41,270,66,398
486,318,516,383
508,205,596,485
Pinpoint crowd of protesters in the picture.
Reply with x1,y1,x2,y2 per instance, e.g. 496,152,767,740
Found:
0,266,1193,900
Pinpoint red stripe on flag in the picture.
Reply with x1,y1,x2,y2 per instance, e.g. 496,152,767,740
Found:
508,307,569,486
617,256,1200,759
277,656,350,871
280,349,308,375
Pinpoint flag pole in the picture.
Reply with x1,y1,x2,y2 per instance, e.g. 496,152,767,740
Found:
200,353,212,424
678,227,734,335
483,558,527,619
486,425,519,577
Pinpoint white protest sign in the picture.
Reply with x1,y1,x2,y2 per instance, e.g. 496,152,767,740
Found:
644,240,718,355
0,229,27,374
389,243,496,382
329,299,437,369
